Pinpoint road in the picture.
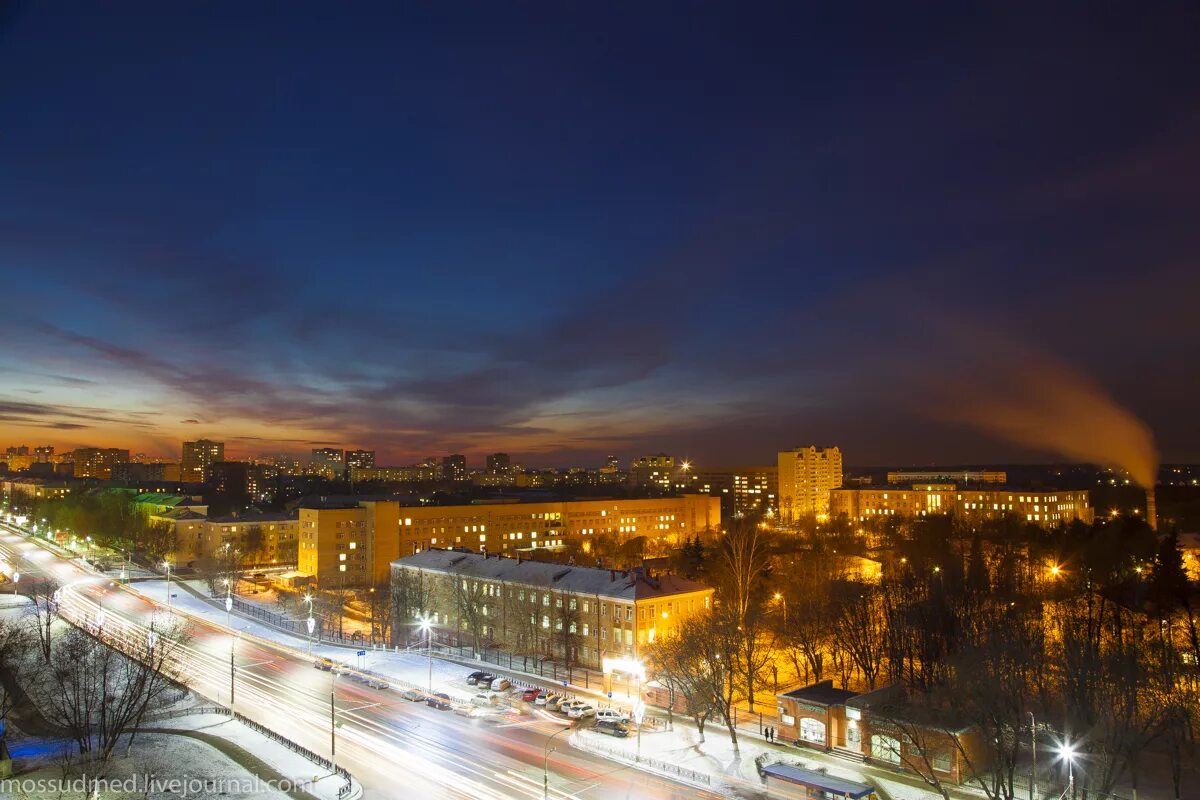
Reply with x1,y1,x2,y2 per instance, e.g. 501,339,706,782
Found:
0,524,725,800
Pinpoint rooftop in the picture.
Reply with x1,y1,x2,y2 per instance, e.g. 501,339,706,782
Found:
393,549,712,601
781,680,859,707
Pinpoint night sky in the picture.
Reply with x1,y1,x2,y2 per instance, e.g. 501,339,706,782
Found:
2,3,1198,469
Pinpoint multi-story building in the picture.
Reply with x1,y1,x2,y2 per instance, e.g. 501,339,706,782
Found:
73,448,130,479
350,465,438,483
111,462,182,482
295,495,721,587
778,446,843,521
886,470,1007,485
247,464,279,503
391,550,714,671
830,484,1093,525
486,452,511,474
207,461,250,497
202,513,300,566
182,440,224,483
629,454,694,491
694,466,778,517
311,448,346,478
346,449,375,470
441,454,467,482
1,478,74,500
33,446,54,462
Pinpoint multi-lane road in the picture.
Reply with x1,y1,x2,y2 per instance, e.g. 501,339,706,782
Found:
0,524,729,800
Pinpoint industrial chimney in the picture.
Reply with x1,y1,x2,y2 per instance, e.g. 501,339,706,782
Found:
1146,486,1158,531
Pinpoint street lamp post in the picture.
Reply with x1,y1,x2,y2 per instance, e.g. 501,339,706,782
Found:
774,592,787,625
418,616,433,692
163,559,173,607
544,722,571,799
304,593,316,650
1029,712,1036,800
1059,742,1076,800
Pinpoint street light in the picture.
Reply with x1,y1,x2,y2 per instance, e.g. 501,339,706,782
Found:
162,559,173,607
544,722,572,799
304,593,316,650
773,592,787,625
1058,741,1077,800
418,615,433,692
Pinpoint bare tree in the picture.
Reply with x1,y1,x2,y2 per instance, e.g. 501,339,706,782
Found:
647,616,717,741
832,582,886,690
390,568,432,645
453,577,495,656
715,517,773,709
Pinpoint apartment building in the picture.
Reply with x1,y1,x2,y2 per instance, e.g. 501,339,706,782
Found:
778,446,843,520
693,465,778,516
391,549,714,671
182,440,224,483
294,495,720,588
830,484,1093,525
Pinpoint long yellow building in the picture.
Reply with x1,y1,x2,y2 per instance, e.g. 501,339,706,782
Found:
297,495,720,587
830,484,1093,525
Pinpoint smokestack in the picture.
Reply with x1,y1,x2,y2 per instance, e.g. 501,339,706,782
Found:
1146,487,1158,531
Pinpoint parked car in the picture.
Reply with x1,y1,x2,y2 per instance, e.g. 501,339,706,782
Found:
466,671,494,686
559,700,585,715
594,720,630,738
313,658,335,671
534,693,554,707
521,687,542,702
595,708,630,724
400,688,425,701
545,695,567,711
366,677,390,690
471,692,497,707
426,692,453,710
453,703,477,717
490,677,511,692
567,704,596,719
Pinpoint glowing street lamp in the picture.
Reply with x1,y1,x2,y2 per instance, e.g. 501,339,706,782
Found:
1058,741,1077,799
304,593,316,649
418,615,433,692
162,559,173,607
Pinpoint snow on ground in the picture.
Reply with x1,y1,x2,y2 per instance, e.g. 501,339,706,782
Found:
145,712,355,800
5,730,295,800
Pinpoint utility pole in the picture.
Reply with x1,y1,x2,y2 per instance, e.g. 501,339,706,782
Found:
1029,712,1036,800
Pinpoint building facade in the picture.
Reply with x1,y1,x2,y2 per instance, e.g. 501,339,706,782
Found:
694,466,778,517
294,495,721,588
72,448,130,479
391,550,714,671
182,440,224,483
346,450,375,470
778,446,843,521
886,470,1007,485
830,484,1093,525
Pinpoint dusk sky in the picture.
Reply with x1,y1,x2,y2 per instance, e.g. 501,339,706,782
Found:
2,3,1198,468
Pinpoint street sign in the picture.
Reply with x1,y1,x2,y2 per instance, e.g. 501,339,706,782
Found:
357,650,366,657
607,691,613,698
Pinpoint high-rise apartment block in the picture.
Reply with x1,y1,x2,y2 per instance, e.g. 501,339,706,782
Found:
486,452,511,474
441,454,467,481
311,448,346,478
694,466,778,517
182,440,224,483
346,449,375,470
778,446,843,521
73,448,130,479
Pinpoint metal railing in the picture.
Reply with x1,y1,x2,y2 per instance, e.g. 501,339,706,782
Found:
577,737,712,786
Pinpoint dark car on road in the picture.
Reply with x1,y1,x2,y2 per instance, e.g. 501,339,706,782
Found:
426,692,453,710
594,720,630,738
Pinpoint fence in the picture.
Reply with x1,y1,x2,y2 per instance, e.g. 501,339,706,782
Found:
578,737,712,787
139,701,357,798
199,587,384,649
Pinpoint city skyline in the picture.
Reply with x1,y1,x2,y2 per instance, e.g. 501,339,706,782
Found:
3,4,1199,469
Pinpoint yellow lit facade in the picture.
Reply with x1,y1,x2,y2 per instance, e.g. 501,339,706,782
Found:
831,484,1093,525
778,446,843,521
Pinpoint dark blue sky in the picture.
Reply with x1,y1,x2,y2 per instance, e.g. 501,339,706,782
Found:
2,2,1198,469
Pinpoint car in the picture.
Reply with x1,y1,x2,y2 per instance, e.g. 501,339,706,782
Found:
567,704,596,719
558,700,584,715
453,703,477,717
367,678,390,690
490,678,511,692
534,693,554,707
426,692,453,710
466,671,493,686
400,688,425,701
313,658,335,671
595,708,630,724
521,688,542,702
471,692,497,707
594,720,630,738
